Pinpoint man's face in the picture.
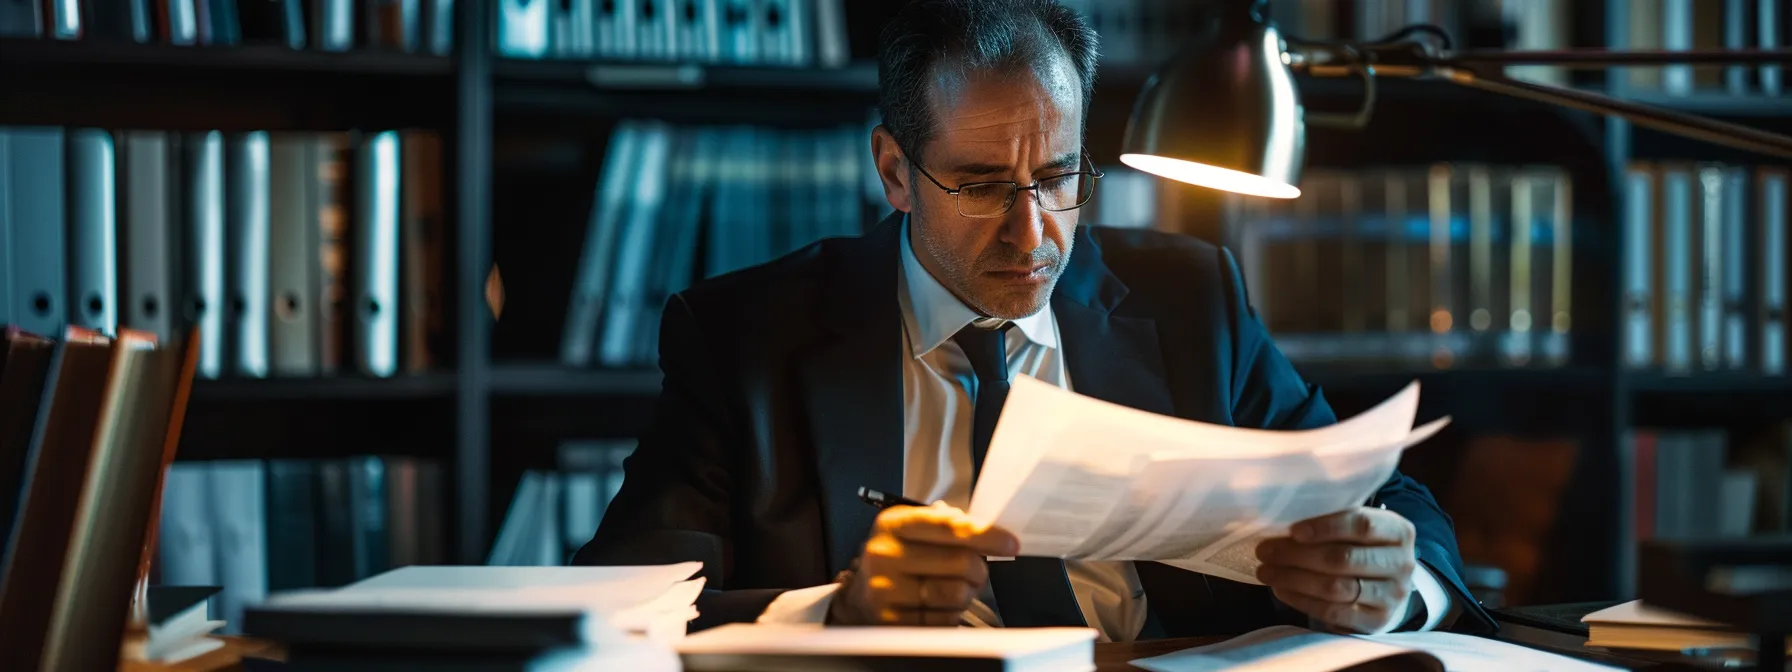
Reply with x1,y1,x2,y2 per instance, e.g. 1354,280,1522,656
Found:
874,56,1085,320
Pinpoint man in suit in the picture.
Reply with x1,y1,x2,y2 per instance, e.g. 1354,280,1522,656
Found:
575,0,1495,642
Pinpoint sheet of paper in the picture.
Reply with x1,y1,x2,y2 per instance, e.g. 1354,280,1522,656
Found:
1132,626,1624,672
349,562,703,591
1162,418,1450,583
967,375,1445,582
266,563,705,615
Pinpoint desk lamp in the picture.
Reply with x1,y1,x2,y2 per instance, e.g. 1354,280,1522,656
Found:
1123,0,1792,198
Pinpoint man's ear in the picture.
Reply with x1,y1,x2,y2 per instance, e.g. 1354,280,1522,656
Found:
871,125,913,213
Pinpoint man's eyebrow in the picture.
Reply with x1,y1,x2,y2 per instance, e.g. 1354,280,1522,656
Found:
950,162,1019,178
949,152,1082,180
1037,152,1081,173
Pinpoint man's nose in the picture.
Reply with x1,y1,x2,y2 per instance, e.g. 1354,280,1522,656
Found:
998,191,1045,254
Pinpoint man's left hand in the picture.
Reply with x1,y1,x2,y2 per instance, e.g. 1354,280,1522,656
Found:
1254,507,1418,634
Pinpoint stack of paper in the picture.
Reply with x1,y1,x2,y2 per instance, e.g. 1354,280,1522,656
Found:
677,623,1096,672
243,563,702,670
968,377,1446,583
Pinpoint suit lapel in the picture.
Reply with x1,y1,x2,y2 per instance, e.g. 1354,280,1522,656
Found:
1052,227,1175,418
802,214,905,575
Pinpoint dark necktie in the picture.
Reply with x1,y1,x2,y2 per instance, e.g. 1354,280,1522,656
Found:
951,322,1087,629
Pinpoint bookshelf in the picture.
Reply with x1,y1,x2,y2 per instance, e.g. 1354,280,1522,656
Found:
189,374,460,401
0,38,456,131
488,365,661,397
493,59,881,127
493,58,880,91
1627,373,1792,394
3,0,1786,604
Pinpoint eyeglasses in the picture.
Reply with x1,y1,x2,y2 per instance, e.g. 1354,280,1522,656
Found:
907,152,1104,219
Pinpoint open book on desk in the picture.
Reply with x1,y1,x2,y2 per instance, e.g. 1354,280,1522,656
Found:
968,377,1447,583
1132,625,1622,672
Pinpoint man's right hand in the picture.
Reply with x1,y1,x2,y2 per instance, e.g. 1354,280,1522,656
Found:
827,502,1020,626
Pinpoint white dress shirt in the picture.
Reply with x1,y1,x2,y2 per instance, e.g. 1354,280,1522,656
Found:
759,219,1456,640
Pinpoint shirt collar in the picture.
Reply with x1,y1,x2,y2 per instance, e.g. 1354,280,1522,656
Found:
898,214,1058,358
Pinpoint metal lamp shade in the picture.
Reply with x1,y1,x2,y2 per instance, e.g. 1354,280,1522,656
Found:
1121,12,1305,199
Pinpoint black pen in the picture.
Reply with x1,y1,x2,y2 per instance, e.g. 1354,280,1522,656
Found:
857,487,928,509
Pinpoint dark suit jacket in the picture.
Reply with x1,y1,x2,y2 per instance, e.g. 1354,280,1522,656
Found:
573,213,1497,638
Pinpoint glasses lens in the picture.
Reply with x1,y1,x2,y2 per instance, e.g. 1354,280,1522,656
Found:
958,183,1018,217
1037,173,1094,212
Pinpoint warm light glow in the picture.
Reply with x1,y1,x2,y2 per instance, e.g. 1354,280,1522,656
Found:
1121,153,1301,199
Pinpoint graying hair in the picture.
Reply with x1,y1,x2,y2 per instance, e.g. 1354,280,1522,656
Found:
877,0,1100,162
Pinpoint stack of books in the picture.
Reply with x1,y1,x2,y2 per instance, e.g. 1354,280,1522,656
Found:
0,326,202,671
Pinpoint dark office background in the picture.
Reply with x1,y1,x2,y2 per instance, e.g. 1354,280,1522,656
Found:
2,0,1787,633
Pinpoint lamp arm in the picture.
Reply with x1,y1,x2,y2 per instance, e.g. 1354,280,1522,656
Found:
1290,39,1792,159
1427,66,1792,161
1447,48,1792,68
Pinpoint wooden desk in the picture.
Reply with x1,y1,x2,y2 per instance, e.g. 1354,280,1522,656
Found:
177,632,1691,671
163,637,1227,672
1095,637,1223,671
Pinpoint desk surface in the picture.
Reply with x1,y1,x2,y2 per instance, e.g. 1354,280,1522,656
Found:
196,637,1225,672
205,632,1699,672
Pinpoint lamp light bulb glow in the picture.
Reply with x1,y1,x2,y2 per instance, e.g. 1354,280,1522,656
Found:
1120,153,1301,199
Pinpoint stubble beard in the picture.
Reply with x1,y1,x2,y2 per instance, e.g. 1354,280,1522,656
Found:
918,226,1074,321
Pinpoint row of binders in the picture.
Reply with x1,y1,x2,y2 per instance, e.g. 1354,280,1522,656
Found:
0,0,453,53
559,119,881,369
498,0,849,67
1620,163,1790,375
155,456,448,633
0,326,201,671
1228,164,1574,370
0,127,446,380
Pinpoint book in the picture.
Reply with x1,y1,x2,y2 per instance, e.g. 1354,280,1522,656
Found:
0,327,202,672
1129,625,1618,672
675,623,1096,672
1582,599,1792,652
